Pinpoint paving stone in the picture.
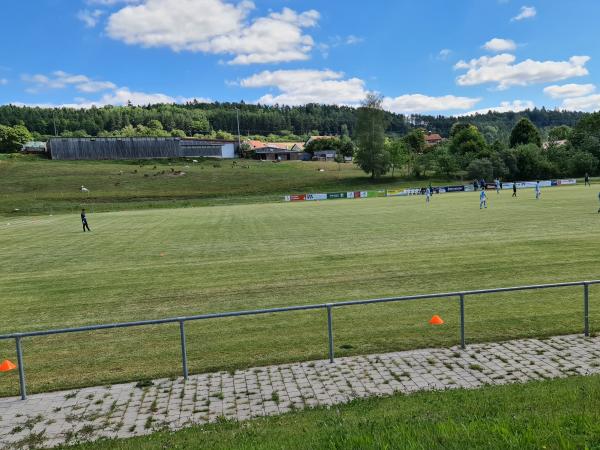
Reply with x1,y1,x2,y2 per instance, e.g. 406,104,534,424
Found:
1,334,599,449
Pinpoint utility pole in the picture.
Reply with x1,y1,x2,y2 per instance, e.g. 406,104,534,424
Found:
236,108,241,154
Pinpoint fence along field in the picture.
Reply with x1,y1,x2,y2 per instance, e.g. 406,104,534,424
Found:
0,185,599,396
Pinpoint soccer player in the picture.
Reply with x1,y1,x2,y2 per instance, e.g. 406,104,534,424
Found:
495,178,501,194
597,192,600,213
585,173,591,186
81,209,91,232
425,187,431,204
480,189,487,209
512,182,517,197
535,180,541,200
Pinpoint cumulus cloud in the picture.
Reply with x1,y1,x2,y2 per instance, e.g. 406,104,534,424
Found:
512,6,536,21
81,88,207,107
544,83,596,99
22,71,117,93
455,54,590,90
86,0,141,5
382,94,481,114
14,89,209,109
240,69,480,113
560,95,600,112
463,100,535,116
77,9,104,27
241,69,367,105
482,38,516,53
19,70,208,108
106,0,320,64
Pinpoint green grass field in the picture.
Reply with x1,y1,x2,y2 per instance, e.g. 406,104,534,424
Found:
0,155,434,215
1,179,599,397
63,375,600,450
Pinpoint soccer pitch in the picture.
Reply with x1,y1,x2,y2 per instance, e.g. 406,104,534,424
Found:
1,185,599,396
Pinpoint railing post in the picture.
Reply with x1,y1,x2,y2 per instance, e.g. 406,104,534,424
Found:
326,304,334,363
584,283,590,337
16,336,26,400
459,294,466,349
179,321,188,379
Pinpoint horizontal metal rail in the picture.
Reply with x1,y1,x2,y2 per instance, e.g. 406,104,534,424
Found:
2,280,598,400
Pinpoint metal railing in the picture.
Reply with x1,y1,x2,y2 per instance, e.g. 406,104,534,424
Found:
1,280,598,400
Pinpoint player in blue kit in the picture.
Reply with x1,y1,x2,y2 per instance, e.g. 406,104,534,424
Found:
480,190,487,209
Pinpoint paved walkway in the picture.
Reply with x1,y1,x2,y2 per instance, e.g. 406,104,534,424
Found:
1,334,599,449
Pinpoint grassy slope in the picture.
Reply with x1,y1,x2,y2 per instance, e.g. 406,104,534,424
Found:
1,184,599,396
64,375,600,450
0,156,438,215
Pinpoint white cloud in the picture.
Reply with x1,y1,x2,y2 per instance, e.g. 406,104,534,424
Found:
463,100,535,116
241,69,367,105
482,38,516,53
0,78,7,85
240,69,480,113
345,35,363,45
19,69,209,108
22,71,116,93
455,54,590,90
77,9,104,27
86,0,141,5
437,49,452,61
86,88,207,107
560,95,600,112
13,89,210,109
318,35,363,58
544,83,596,99
382,94,481,114
512,5,536,21
106,0,320,64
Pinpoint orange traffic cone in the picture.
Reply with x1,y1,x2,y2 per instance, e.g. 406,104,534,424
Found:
0,360,16,372
429,315,444,325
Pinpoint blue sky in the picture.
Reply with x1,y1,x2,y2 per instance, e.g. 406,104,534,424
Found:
1,0,600,115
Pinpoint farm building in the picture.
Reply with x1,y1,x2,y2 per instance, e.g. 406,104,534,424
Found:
425,133,444,147
48,137,235,160
255,145,309,161
313,149,337,161
21,141,47,154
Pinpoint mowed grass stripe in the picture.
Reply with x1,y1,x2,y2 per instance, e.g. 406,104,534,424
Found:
1,185,599,396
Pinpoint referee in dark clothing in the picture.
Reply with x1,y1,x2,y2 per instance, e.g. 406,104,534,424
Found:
81,209,91,232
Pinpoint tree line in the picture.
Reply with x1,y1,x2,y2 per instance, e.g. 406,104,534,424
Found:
0,101,587,144
1,100,598,181
354,95,600,181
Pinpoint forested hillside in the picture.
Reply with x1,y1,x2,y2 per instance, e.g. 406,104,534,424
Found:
0,102,587,143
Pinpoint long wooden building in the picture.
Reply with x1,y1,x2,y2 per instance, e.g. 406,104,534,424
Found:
48,137,236,160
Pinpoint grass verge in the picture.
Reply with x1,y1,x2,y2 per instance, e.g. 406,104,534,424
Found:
62,375,600,449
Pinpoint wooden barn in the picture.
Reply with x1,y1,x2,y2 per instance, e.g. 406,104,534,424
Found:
48,137,235,160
